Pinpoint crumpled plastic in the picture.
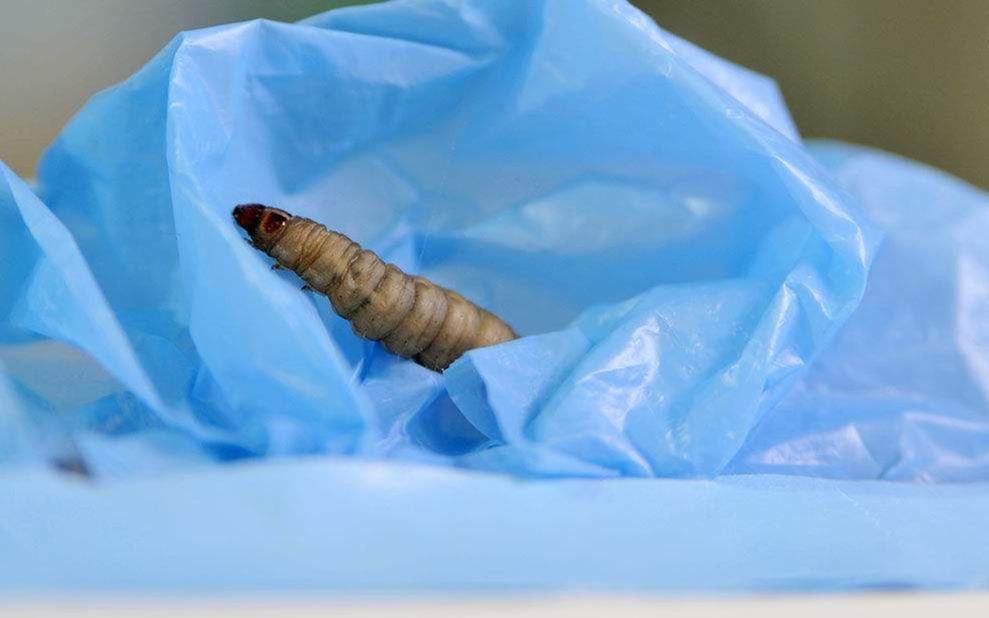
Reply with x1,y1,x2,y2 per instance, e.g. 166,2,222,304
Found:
5,0,877,478
728,141,989,482
2,0,988,593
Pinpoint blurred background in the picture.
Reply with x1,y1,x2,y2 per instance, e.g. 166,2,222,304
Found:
1,0,986,189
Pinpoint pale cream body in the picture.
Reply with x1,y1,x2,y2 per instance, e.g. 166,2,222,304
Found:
263,216,517,371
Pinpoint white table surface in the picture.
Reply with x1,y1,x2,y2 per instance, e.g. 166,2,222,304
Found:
6,594,989,617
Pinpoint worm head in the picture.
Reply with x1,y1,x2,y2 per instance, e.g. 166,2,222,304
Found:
233,204,292,250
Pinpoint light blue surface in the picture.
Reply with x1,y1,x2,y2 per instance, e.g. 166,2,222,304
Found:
0,360,38,465
1,0,987,593
1,458,988,592
729,143,989,482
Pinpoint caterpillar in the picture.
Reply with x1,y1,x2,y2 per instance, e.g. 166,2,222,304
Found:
233,204,517,372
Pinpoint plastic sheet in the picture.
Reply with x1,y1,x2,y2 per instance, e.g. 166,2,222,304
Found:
729,142,989,482
2,0,988,593
14,0,876,477
2,458,988,592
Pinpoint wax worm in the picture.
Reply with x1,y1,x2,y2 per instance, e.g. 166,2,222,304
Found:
233,204,517,372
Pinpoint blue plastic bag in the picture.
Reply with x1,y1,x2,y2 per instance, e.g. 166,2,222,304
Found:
2,0,988,593
729,142,989,482
19,0,876,477
2,459,989,592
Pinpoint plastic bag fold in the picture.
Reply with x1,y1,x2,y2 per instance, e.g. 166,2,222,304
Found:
4,0,989,595
8,0,877,478
729,142,989,482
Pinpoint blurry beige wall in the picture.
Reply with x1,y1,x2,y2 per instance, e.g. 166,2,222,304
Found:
0,0,346,179
1,0,987,189
644,0,989,190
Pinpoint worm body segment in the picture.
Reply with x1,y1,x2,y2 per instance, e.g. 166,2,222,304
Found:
233,204,517,371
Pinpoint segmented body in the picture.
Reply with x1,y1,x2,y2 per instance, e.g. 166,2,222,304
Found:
234,205,517,371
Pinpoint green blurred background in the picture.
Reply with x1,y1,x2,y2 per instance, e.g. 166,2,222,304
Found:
1,0,986,188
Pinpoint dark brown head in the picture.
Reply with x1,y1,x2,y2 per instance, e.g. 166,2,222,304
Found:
233,204,292,249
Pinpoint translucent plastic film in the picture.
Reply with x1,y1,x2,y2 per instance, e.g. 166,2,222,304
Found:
8,0,875,477
2,0,988,594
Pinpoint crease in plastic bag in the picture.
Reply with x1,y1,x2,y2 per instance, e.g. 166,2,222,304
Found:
0,360,39,465
0,161,215,475
3,0,989,596
4,0,880,478
728,142,989,482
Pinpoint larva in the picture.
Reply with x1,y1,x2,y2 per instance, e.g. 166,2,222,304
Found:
233,204,517,372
